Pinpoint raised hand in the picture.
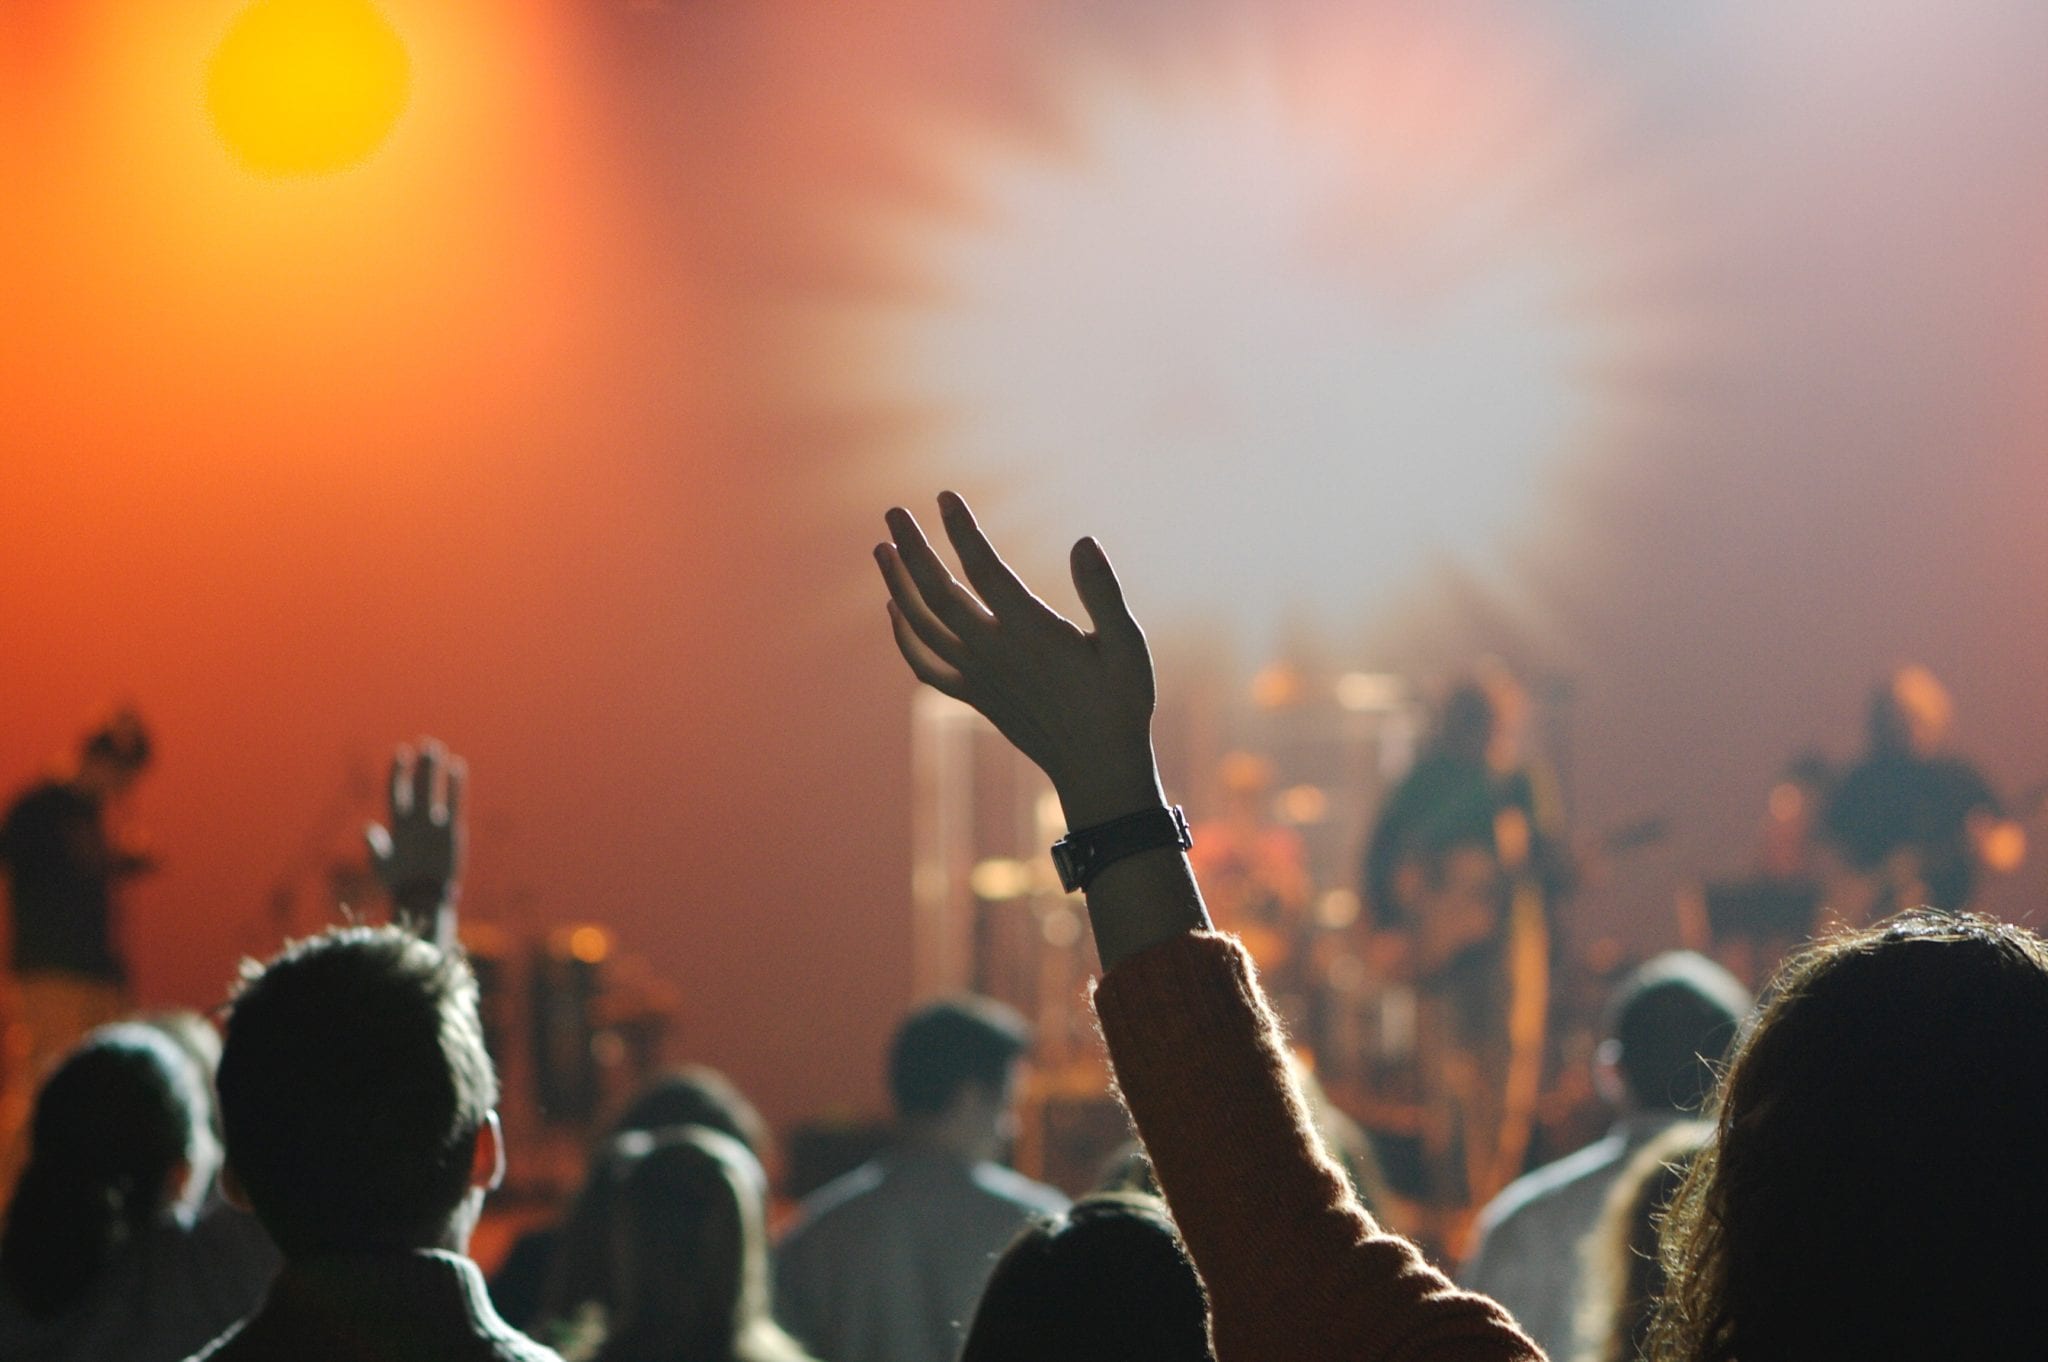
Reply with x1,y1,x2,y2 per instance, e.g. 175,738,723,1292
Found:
876,492,1164,829
365,738,466,946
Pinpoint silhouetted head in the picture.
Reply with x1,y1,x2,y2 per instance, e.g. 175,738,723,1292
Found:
75,709,151,797
1,1025,213,1318
1436,681,1498,764
217,926,500,1258
1867,664,1952,757
595,1126,810,1362
888,996,1030,1160
1651,911,2048,1362
961,1193,1212,1362
608,1066,771,1165
1434,660,1528,770
1601,952,1751,1114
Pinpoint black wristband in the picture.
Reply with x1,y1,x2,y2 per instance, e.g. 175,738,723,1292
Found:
1050,805,1192,894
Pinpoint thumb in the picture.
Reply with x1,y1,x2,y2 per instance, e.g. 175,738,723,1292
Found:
1070,536,1146,655
364,821,394,868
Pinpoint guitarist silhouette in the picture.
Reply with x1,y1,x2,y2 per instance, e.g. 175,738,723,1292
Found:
1822,666,2026,921
1360,663,1571,1221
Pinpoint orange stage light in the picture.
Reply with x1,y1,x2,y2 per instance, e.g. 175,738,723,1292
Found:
206,0,410,176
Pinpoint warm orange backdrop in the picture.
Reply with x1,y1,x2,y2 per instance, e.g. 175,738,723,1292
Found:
8,0,2048,1145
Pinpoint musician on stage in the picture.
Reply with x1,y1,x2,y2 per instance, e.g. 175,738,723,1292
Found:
1359,663,1569,1221
0,711,158,1183
0,712,157,1049
1821,665,2024,919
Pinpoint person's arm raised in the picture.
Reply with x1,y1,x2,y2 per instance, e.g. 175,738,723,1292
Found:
878,494,1539,1362
875,491,1207,968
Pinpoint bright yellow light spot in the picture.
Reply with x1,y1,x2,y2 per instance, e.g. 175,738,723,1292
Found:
970,857,1037,901
1336,672,1408,713
1277,784,1329,825
1250,662,1305,710
1981,821,2027,874
566,925,613,964
207,0,411,176
1316,888,1361,930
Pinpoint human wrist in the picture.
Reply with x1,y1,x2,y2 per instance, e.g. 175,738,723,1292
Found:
390,877,453,915
1054,756,1167,832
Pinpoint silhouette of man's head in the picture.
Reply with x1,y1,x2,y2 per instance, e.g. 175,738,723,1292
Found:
888,996,1030,1158
1437,682,1499,765
77,709,151,796
1868,664,1953,757
217,926,500,1258
1603,952,1750,1114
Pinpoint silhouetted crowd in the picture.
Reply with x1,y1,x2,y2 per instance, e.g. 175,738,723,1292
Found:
5,496,2047,1362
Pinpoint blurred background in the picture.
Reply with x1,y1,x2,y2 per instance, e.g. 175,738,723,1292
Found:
6,0,2048,1175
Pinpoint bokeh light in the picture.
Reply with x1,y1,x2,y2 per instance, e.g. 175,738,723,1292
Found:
820,19,1687,635
207,0,411,176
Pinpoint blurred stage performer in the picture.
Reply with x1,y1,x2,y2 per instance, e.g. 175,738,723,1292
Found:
1359,662,1570,1223
1189,753,1313,996
0,713,157,1084
1821,665,2025,921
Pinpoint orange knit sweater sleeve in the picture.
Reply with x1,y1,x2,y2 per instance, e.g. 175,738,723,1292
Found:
1092,931,1543,1362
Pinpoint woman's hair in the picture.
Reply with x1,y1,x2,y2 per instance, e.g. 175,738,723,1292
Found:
591,1125,811,1362
1574,1121,1710,1362
606,1067,771,1164
544,1069,773,1330
1648,911,2048,1362
960,1192,1213,1362
0,1024,210,1318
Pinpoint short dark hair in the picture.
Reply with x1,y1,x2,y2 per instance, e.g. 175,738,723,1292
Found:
887,996,1029,1118
1605,952,1750,1113
961,1193,1212,1362
217,926,497,1257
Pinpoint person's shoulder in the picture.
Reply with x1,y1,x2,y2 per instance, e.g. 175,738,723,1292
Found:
1,781,68,829
180,1317,249,1362
779,1159,891,1245
489,1330,566,1362
1473,1132,1627,1238
969,1162,1069,1216
1926,755,1996,800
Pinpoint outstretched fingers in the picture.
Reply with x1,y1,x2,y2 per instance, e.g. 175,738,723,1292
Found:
442,755,467,827
886,600,970,698
885,506,995,639
877,542,971,669
1070,536,1146,657
388,745,414,818
937,491,1056,626
412,738,446,824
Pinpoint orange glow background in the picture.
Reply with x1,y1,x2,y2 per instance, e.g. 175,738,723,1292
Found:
7,0,2048,1139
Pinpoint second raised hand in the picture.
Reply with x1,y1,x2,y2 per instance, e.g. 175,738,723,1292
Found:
876,492,1165,829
